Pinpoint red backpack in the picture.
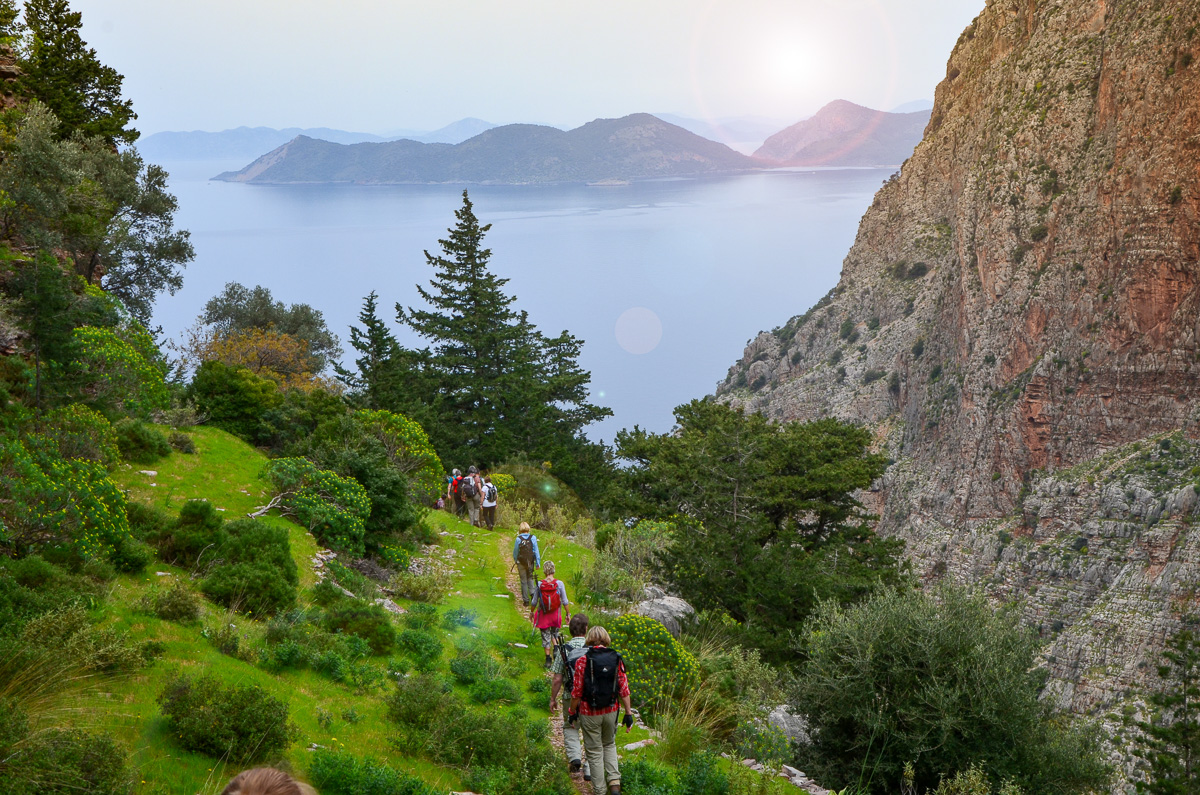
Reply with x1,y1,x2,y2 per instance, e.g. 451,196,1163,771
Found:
537,578,561,613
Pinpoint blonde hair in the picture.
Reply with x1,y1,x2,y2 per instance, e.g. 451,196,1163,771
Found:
585,626,611,647
221,768,316,795
519,522,531,532
543,561,555,576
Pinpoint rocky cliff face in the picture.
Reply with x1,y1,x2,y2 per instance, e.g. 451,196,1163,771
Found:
718,0,1200,776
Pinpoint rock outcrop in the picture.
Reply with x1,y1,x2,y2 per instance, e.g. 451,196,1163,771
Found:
717,0,1200,777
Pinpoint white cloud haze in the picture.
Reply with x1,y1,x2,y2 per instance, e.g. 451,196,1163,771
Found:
79,0,983,134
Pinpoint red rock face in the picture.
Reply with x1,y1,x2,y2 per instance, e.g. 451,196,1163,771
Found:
716,0,1200,751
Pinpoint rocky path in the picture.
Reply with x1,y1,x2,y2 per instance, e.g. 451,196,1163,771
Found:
497,533,591,795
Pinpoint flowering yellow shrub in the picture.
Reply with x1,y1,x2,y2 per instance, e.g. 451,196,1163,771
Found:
610,613,700,714
489,473,517,494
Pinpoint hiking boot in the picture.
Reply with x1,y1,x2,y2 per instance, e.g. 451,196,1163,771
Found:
583,771,591,782
569,759,581,774
608,785,620,795
543,654,552,669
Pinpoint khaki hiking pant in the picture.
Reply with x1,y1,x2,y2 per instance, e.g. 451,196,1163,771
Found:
562,698,589,777
517,562,537,605
580,711,619,794
465,494,481,526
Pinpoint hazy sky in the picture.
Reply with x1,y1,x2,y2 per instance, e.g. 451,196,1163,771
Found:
74,0,984,135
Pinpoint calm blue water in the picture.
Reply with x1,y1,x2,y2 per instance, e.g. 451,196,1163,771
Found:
152,161,891,441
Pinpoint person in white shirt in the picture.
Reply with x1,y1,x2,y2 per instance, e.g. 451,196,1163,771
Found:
481,475,498,530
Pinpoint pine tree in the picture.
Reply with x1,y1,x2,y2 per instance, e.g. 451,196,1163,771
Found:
338,291,431,426
18,0,137,145
1139,623,1200,794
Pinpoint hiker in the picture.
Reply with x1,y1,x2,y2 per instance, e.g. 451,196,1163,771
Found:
551,612,592,783
462,465,483,527
513,521,540,605
481,475,498,530
569,626,634,795
530,560,570,668
221,768,316,795
448,469,465,517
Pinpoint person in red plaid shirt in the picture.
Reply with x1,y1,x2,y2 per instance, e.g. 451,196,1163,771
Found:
568,626,634,795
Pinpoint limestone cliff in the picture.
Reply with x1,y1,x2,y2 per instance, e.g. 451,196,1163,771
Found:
717,0,1200,775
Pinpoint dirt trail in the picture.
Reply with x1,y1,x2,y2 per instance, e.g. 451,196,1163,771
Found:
497,533,590,795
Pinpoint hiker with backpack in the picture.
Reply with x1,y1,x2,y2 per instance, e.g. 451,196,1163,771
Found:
530,560,570,668
569,626,634,795
551,613,592,783
481,476,498,530
513,522,540,606
448,469,466,518
462,465,483,527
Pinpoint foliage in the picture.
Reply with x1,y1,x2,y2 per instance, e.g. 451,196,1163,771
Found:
1137,622,1200,794
32,402,117,466
112,418,170,463
468,677,522,704
386,673,454,728
71,324,170,417
308,749,441,795
0,722,129,795
147,498,225,569
0,103,190,323
0,437,131,562
340,192,611,482
177,323,337,392
200,281,341,374
396,628,443,672
622,758,682,795
792,586,1110,794
610,613,700,714
17,604,149,672
200,518,298,616
0,555,101,631
323,601,397,655
402,602,439,630
157,673,296,763
733,721,791,767
168,430,195,453
145,579,201,624
442,606,478,630
263,456,370,554
654,690,731,766
616,399,905,661
928,765,1025,795
490,472,517,494
389,561,454,603
187,360,281,442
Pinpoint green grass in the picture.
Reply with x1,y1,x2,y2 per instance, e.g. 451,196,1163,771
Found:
91,426,630,794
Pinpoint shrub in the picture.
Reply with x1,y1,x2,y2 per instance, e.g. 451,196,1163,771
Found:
387,673,458,728
113,419,171,464
1029,224,1049,242
323,602,396,655
152,580,201,623
71,324,171,419
468,678,521,704
188,360,281,443
396,628,442,672
733,720,791,766
378,542,411,571
490,473,517,494
109,537,153,573
19,605,149,673
450,650,500,685
792,586,1110,794
680,751,730,795
610,613,700,714
149,499,227,569
0,726,129,795
389,564,454,603
34,403,118,467
442,606,478,630
313,650,350,682
200,518,297,616
308,749,441,795
621,758,681,795
403,602,439,630
862,368,886,385
158,674,295,763
263,457,370,554
124,500,171,541
168,431,195,454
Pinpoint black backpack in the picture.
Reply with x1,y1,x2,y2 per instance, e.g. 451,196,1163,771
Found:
581,647,623,710
484,483,498,502
516,534,536,566
460,478,477,499
558,641,589,692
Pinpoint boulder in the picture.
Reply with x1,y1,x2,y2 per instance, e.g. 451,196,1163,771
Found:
767,705,811,745
633,596,695,637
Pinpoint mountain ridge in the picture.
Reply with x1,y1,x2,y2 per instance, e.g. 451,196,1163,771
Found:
754,99,931,166
213,113,758,185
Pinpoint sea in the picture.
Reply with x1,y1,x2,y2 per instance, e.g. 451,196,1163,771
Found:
151,161,895,442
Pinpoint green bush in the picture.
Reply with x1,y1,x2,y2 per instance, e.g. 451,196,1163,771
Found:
308,749,441,795
34,403,119,467
323,602,396,655
610,613,701,714
263,457,370,554
108,537,152,573
124,501,171,541
151,580,201,623
792,586,1110,794
113,419,170,464
442,606,478,630
386,673,458,729
450,653,498,685
168,431,195,454
157,673,296,763
679,751,730,795
187,361,281,443
468,678,521,704
621,758,681,795
403,602,439,630
149,499,227,568
200,518,298,616
0,556,102,632
396,628,443,672
19,605,149,673
0,724,129,795
733,721,790,766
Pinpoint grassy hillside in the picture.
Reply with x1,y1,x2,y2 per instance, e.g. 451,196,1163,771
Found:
89,426,635,794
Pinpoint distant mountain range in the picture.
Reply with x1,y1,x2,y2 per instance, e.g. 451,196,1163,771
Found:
652,114,790,153
754,100,931,166
137,118,498,161
213,114,757,185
